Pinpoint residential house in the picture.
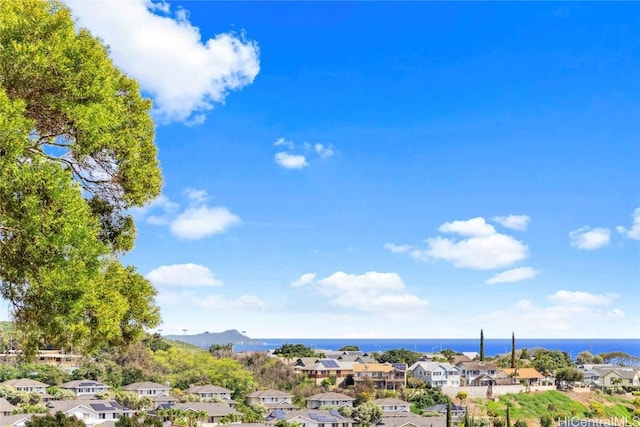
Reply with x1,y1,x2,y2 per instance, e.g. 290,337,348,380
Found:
337,355,375,364
496,368,543,386
0,397,18,416
184,384,235,404
377,412,446,427
245,389,297,411
423,404,466,422
373,398,410,413
61,379,110,397
408,362,461,387
456,362,498,386
157,402,242,426
0,414,32,427
291,358,321,369
596,368,640,388
46,399,134,426
121,381,170,398
0,378,49,394
577,369,600,388
352,363,406,390
305,392,355,409
298,359,354,386
266,409,354,427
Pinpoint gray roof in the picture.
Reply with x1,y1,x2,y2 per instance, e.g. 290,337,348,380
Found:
305,392,355,402
373,398,410,406
61,379,109,389
185,384,233,394
455,361,498,371
377,413,446,427
247,389,293,398
173,402,241,417
1,378,50,388
0,414,33,427
122,381,169,391
267,409,353,423
0,397,18,412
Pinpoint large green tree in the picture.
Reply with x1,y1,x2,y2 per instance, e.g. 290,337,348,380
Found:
0,0,162,356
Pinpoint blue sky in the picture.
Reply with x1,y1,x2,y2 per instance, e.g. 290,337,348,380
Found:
60,1,639,339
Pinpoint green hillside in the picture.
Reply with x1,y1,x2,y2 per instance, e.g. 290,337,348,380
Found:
475,390,639,425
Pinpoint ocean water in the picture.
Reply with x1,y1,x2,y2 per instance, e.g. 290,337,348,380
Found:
234,338,640,358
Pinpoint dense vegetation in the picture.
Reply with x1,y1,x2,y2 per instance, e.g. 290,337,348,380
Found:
0,0,162,357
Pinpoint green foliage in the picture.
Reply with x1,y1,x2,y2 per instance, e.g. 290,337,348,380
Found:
513,421,527,427
273,343,318,358
408,386,450,410
373,348,422,366
352,401,383,427
0,0,162,357
539,413,553,427
152,347,255,397
115,415,163,427
575,351,594,365
0,384,29,405
555,367,584,385
531,350,574,375
25,412,86,427
12,403,49,414
209,343,234,357
17,364,68,385
114,391,152,410
45,386,75,400
440,349,460,363
519,348,530,360
339,345,360,352
275,420,301,427
598,351,640,366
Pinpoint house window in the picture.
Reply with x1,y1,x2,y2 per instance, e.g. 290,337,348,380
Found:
99,414,106,419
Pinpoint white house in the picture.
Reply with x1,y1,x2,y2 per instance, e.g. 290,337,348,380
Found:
61,379,110,397
245,389,297,410
121,381,170,398
456,362,498,386
46,399,134,426
305,392,355,409
373,398,410,413
185,385,234,403
1,379,49,394
266,409,354,427
408,362,461,387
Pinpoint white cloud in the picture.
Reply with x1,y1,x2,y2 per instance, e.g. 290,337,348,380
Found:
492,215,531,231
569,226,611,250
274,137,294,150
170,206,241,239
195,294,265,310
272,138,334,168
548,290,618,306
185,188,208,203
411,233,528,270
146,263,222,287
439,217,496,236
477,290,625,337
274,152,308,169
65,0,260,124
616,208,640,240
314,143,334,158
485,267,538,285
383,242,413,253
312,271,428,313
130,194,180,225
291,273,317,287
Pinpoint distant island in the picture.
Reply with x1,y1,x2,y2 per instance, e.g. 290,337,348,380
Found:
163,329,264,348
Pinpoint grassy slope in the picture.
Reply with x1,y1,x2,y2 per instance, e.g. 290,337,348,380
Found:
474,390,638,425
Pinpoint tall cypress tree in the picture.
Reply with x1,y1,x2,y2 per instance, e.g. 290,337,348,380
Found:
511,332,516,369
480,329,485,361
506,404,512,427
446,402,452,427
